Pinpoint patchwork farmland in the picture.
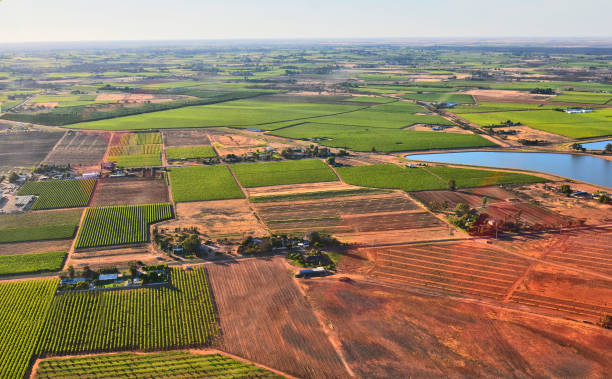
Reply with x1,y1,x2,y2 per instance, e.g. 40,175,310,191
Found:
42,131,110,167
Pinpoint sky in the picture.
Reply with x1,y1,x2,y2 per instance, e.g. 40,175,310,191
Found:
0,0,611,43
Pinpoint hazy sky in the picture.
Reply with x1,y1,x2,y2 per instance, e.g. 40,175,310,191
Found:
0,0,611,43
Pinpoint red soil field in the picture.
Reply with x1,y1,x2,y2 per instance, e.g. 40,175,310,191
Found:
206,258,348,379
366,241,532,300
304,278,612,378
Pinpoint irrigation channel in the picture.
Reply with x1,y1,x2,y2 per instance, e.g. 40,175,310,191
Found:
406,151,612,189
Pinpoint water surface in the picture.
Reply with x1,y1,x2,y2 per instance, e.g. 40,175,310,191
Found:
406,151,612,189
582,139,612,150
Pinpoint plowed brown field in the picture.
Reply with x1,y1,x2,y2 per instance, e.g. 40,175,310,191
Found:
207,258,348,379
43,131,110,168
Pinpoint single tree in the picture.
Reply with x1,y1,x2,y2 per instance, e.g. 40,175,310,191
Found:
448,178,457,191
605,143,612,154
8,172,19,184
67,265,75,279
560,184,572,197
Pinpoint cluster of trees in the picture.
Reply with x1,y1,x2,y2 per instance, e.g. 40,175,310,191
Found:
153,227,201,255
530,88,555,95
237,235,282,255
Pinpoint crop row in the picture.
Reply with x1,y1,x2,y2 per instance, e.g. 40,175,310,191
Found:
36,352,277,378
38,267,217,354
75,203,172,248
18,179,96,210
0,279,58,379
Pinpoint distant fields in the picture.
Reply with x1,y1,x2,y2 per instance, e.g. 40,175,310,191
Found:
550,91,612,105
17,179,95,210
69,99,363,130
452,102,560,113
38,267,217,354
0,251,66,276
166,145,217,159
169,165,244,202
400,93,475,104
270,123,496,152
75,203,172,248
231,159,338,187
336,164,546,191
458,108,612,138
35,352,278,379
0,279,57,379
0,209,82,244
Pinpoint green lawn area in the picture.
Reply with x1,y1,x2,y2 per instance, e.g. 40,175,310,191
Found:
69,99,362,130
459,108,612,138
270,122,496,152
0,209,82,243
231,159,338,188
169,165,244,202
336,164,546,192
0,251,66,276
166,146,217,160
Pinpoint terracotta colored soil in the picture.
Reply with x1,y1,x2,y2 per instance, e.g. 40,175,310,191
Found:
207,257,349,379
0,239,72,255
303,278,612,378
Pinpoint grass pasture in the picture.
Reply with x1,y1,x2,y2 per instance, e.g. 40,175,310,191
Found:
550,91,612,105
270,122,496,152
17,179,96,210
0,251,66,276
169,165,244,202
401,92,475,104
336,164,546,192
35,352,278,379
0,209,82,244
451,102,560,114
166,145,217,160
0,279,57,379
231,159,338,187
38,267,217,354
75,203,172,248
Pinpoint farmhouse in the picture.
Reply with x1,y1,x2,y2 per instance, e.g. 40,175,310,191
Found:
565,108,593,114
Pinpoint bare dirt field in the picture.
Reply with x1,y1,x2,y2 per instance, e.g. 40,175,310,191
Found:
245,181,360,197
510,263,612,322
0,129,65,173
406,124,473,134
364,241,532,301
67,245,165,269
207,257,349,379
466,89,552,103
253,191,451,243
162,199,267,241
0,239,72,255
494,125,572,143
90,177,169,206
303,278,612,378
95,93,175,103
43,130,110,168
162,129,211,147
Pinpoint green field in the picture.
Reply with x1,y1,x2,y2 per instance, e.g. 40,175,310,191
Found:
35,352,279,379
270,122,496,152
451,102,560,114
107,132,162,167
166,145,217,160
459,108,612,138
38,267,217,354
550,91,612,105
336,164,546,191
169,165,244,202
17,179,96,210
314,101,454,128
0,251,66,276
231,159,338,187
69,99,362,130
0,279,57,379
0,209,82,244
400,93,475,104
75,203,172,248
